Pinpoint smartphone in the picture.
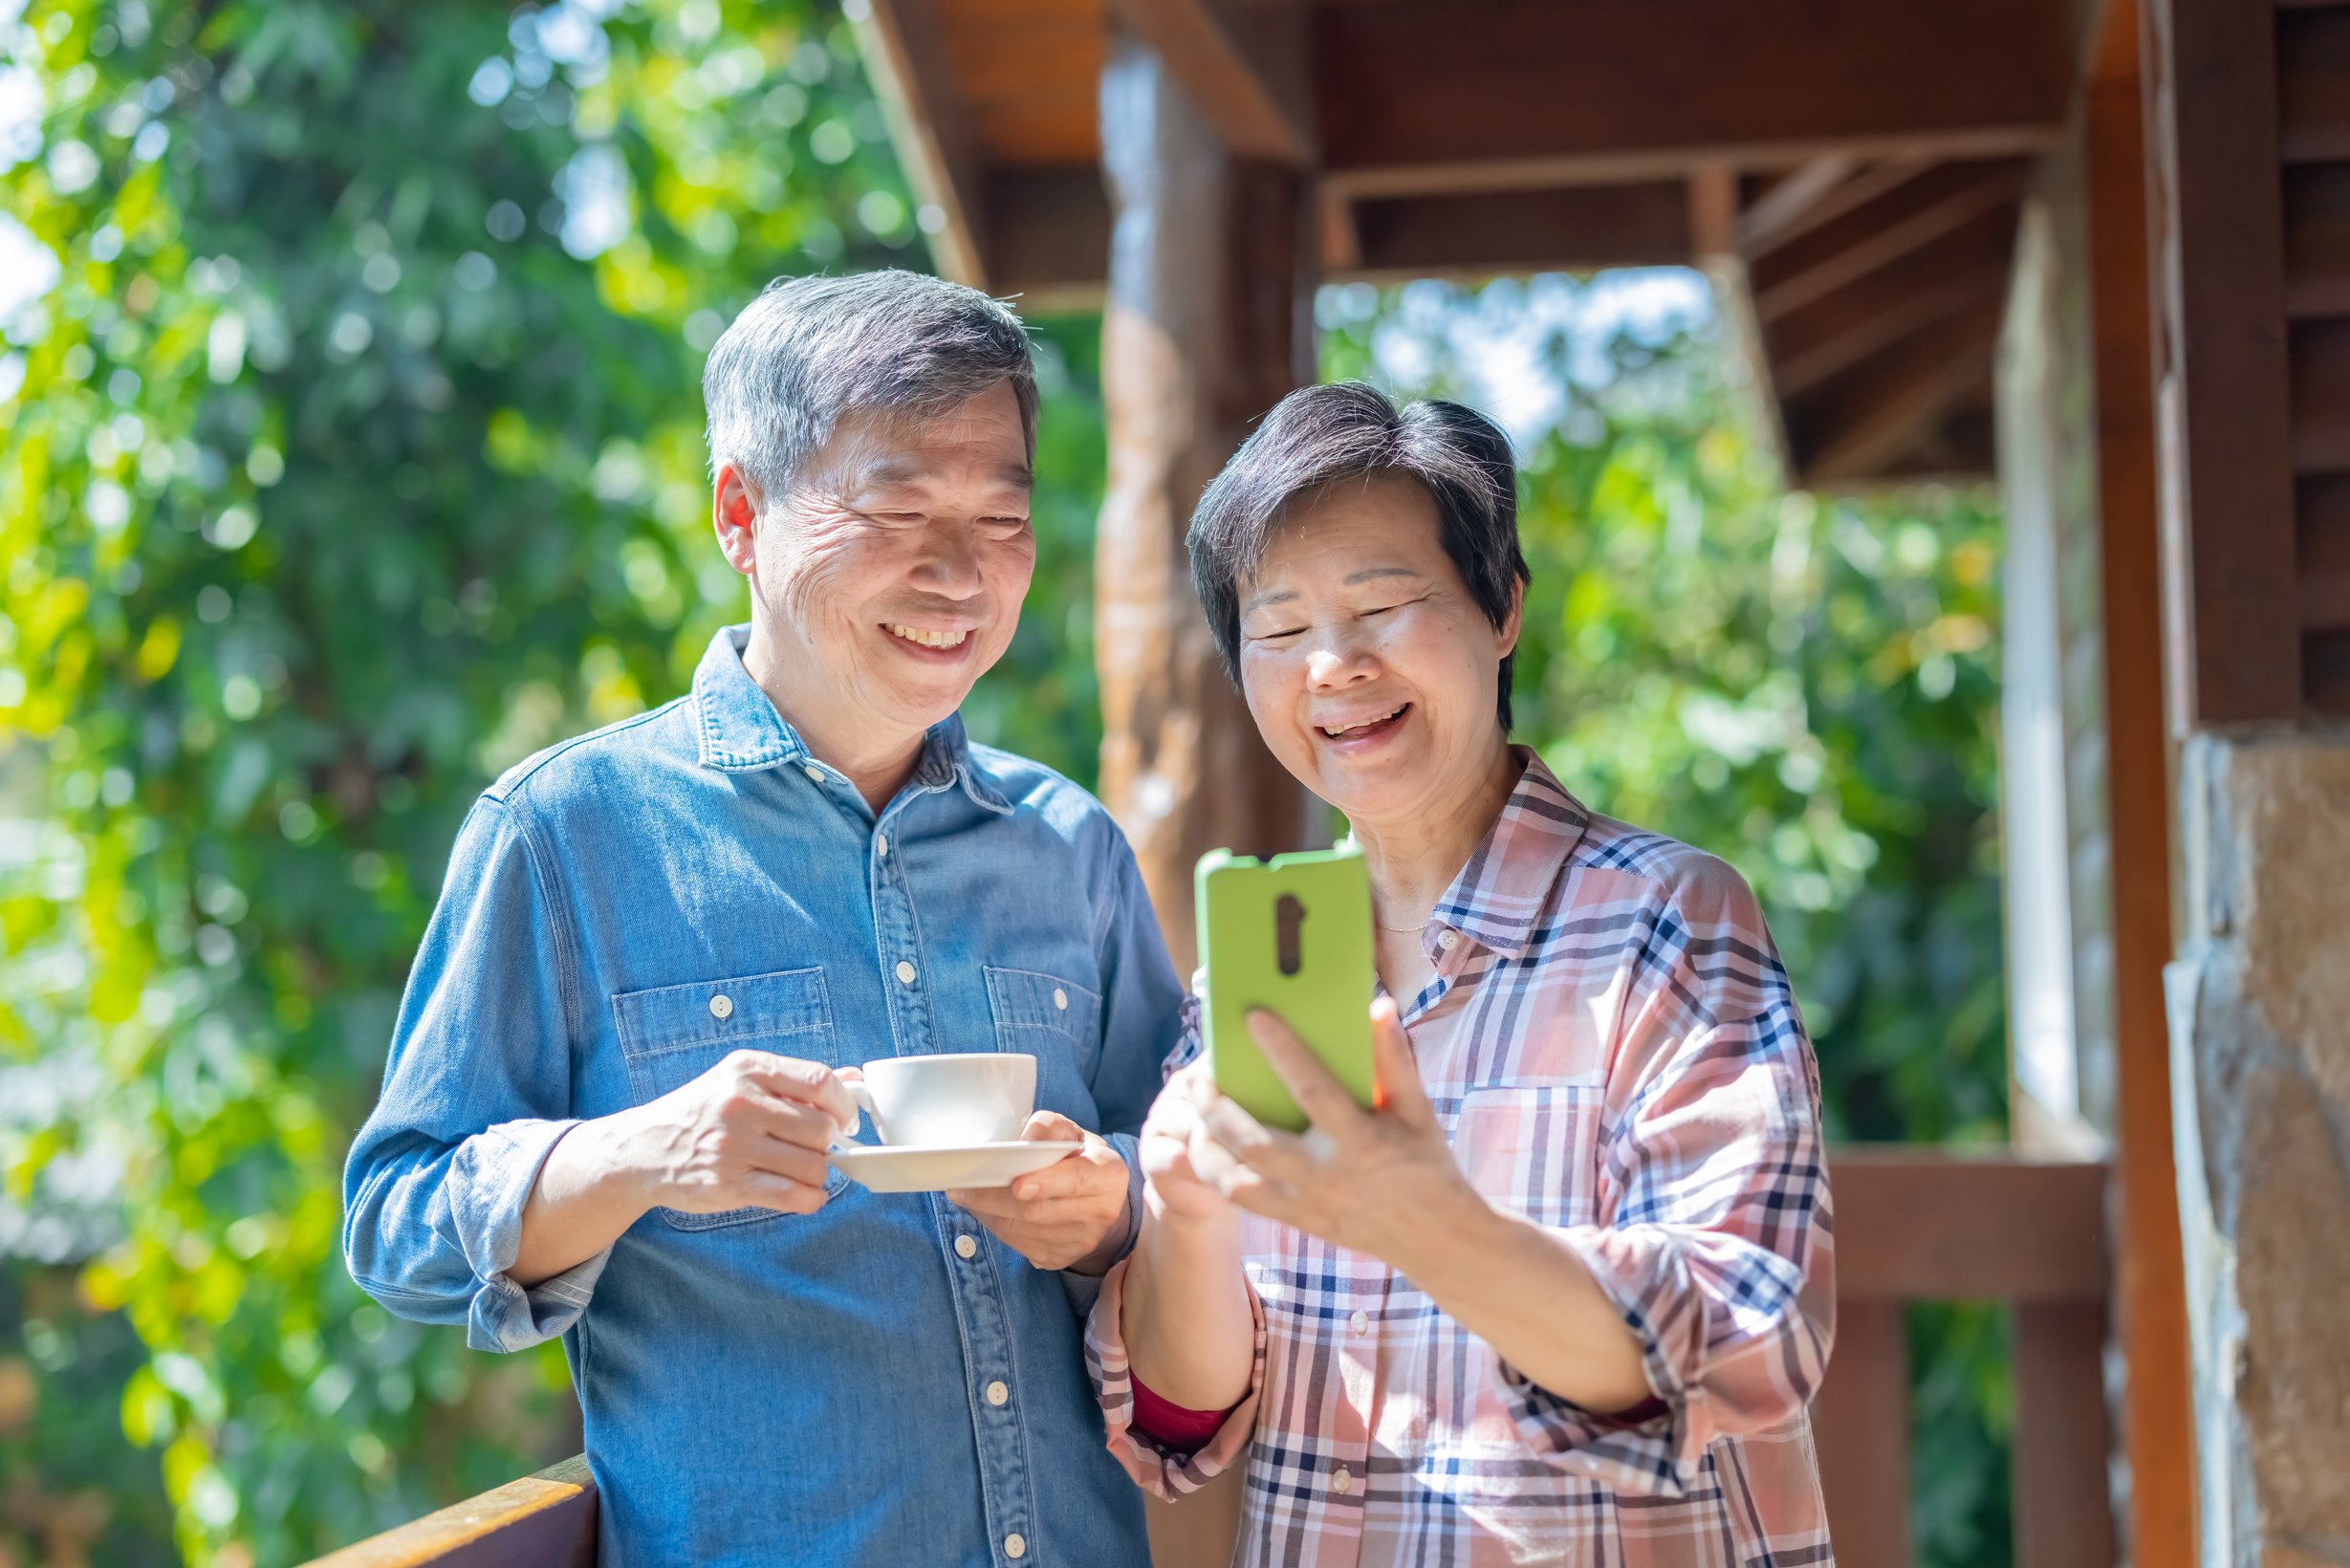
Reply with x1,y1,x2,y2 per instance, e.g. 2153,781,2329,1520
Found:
1194,842,1377,1133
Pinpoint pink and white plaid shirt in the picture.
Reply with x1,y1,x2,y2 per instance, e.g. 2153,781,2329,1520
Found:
1088,751,1836,1566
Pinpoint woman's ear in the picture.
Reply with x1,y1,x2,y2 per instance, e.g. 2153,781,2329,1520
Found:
1495,574,1525,660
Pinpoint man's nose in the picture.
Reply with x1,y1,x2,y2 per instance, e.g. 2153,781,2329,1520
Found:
911,522,984,594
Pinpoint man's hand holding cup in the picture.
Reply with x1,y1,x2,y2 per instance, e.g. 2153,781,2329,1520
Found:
609,1049,859,1217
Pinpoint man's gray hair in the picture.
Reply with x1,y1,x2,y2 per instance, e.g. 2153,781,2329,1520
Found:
1187,381,1531,729
703,269,1039,502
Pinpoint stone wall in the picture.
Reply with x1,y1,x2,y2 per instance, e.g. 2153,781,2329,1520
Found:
2166,730,2350,1567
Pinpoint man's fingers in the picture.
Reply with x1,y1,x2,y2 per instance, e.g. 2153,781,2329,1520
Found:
1245,1009,1366,1135
1367,996,1434,1127
1019,1109,1086,1143
735,1168,825,1214
731,1051,859,1131
746,1134,833,1190
1009,1155,1111,1203
740,1088,844,1153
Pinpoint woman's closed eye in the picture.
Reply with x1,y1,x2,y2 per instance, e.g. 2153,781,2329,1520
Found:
1248,624,1307,642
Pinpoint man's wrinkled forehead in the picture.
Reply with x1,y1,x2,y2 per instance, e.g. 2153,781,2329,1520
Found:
808,399,1034,496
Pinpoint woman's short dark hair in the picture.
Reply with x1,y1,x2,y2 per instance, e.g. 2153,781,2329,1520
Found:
1186,381,1532,729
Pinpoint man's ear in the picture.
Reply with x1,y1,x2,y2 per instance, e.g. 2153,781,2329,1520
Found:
713,464,761,576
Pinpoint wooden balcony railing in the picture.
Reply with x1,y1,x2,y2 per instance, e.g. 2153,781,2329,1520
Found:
1814,1148,2114,1568
307,1455,596,1568
307,1148,2116,1568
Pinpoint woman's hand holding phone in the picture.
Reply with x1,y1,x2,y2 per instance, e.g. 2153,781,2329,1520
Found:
1138,1061,1243,1226
1188,996,1483,1271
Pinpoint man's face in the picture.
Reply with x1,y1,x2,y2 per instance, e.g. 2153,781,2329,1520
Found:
717,380,1035,745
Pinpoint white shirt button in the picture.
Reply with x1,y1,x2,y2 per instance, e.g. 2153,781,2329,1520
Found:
802,764,824,783
1052,987,1068,1011
1333,1466,1353,1494
876,832,888,856
1004,1535,1026,1560
986,1380,1009,1406
954,1234,978,1260
1349,1309,1369,1336
1437,928,1461,951
895,960,918,986
708,993,733,1020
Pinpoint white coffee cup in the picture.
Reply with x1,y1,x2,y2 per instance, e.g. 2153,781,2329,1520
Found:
845,1053,1036,1148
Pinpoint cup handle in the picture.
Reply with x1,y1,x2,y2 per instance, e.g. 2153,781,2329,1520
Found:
835,1079,882,1149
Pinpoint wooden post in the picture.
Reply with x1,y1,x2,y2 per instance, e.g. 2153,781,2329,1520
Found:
2142,0,2300,726
1097,34,1317,976
2085,3,2197,1564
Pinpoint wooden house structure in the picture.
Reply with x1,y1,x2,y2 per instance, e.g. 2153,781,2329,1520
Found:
317,0,2350,1562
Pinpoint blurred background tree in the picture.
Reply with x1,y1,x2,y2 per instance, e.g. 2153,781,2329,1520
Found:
1,4,2007,1567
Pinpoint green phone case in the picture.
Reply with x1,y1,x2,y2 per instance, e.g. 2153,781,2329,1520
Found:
1195,842,1377,1133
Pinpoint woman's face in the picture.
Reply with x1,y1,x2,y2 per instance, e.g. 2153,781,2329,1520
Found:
1235,474,1519,828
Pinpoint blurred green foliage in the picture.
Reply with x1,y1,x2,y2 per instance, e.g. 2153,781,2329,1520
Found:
1,3,2007,1566
0,1,1096,1562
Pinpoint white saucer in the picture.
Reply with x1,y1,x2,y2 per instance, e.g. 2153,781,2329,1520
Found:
829,1140,1085,1194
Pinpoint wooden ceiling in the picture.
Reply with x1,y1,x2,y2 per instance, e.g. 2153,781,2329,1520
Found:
855,0,2092,486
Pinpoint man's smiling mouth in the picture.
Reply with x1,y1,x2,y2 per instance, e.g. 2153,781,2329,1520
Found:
1319,704,1409,739
886,623,970,650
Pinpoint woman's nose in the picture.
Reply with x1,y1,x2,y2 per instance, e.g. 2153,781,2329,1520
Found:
1305,635,1378,689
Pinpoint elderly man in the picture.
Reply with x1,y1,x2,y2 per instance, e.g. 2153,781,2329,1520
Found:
342,272,1177,1567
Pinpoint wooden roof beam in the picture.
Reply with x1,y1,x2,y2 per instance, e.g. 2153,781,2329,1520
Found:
1738,155,1862,252
1345,183,1691,281
853,0,990,288
1107,0,1312,164
1769,203,2019,394
1793,295,2004,482
1753,160,2033,322
1315,0,2074,200
1745,159,1939,259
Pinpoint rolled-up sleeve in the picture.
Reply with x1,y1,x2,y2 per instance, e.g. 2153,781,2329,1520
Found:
1495,888,1835,1497
1084,1255,1266,1501
341,795,610,1353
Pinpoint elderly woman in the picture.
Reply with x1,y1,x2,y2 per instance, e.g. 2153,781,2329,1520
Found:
1089,383,1835,1564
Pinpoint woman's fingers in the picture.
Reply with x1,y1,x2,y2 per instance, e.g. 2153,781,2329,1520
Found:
1245,1009,1368,1136
1367,996,1434,1128
1201,1088,1316,1187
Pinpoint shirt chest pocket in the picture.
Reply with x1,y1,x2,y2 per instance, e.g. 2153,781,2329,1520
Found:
983,966,1102,1081
1450,1084,1603,1230
609,966,847,1228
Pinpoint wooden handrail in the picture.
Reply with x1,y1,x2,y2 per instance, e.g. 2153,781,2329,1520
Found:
1815,1147,2115,1568
1832,1145,2109,1299
305,1455,595,1568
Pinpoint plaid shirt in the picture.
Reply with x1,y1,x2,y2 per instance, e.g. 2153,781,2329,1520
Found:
1088,751,1836,1566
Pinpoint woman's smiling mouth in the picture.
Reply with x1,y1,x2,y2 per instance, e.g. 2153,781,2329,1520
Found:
1317,704,1411,746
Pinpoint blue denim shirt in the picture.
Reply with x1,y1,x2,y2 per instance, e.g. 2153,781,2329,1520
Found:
342,626,1179,1567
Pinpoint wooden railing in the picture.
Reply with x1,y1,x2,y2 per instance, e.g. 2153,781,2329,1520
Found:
308,1149,2115,1568
1816,1148,2114,1568
307,1455,596,1568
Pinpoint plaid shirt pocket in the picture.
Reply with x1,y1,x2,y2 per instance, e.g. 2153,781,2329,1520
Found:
1451,1083,1604,1230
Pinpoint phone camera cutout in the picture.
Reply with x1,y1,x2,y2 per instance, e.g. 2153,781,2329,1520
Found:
1274,893,1307,976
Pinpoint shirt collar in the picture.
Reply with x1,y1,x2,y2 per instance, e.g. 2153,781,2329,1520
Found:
690,625,1013,815
1425,747,1590,962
